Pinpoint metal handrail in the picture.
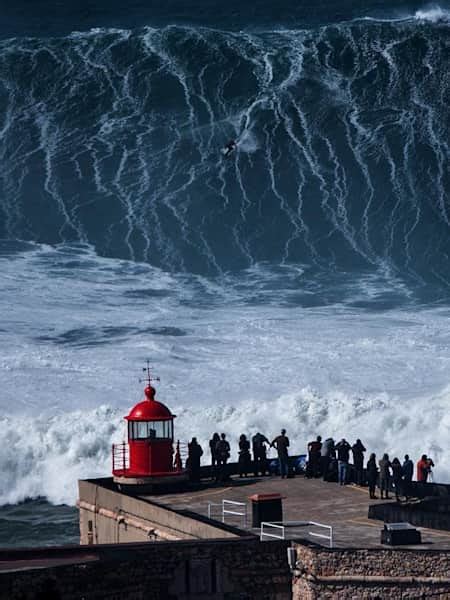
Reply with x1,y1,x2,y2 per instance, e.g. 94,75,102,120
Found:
260,520,333,548
207,502,222,520
260,522,286,540
222,500,247,528
308,521,333,548
206,499,247,528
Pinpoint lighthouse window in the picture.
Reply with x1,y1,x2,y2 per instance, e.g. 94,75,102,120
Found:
130,420,173,440
137,422,149,439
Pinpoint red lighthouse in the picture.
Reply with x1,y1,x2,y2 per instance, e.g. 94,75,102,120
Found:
112,366,186,490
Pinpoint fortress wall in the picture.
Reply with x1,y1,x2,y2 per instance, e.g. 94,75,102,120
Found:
3,537,450,599
0,537,291,600
292,543,450,599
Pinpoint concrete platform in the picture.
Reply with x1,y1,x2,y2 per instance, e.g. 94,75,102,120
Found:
148,474,450,549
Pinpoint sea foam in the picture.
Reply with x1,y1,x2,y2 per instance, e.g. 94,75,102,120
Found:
1,384,449,506
1,246,449,506
414,7,450,22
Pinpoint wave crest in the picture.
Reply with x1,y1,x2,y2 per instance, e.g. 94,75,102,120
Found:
415,6,450,22
1,385,449,506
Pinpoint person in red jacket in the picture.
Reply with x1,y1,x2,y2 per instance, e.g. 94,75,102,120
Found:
417,454,434,482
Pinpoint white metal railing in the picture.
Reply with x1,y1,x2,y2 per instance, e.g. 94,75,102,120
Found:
222,500,247,528
260,521,333,548
308,521,333,548
207,502,222,520
260,521,286,540
207,499,247,528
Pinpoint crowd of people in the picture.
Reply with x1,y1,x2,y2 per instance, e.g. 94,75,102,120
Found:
306,435,435,500
186,431,436,501
186,430,290,483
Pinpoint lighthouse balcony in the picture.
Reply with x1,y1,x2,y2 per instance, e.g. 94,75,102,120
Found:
112,442,186,478
112,442,130,475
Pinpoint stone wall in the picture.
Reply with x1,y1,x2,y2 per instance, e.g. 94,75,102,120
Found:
3,538,450,599
292,542,450,599
0,538,291,600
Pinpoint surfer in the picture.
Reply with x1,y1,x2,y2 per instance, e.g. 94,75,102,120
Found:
222,139,237,158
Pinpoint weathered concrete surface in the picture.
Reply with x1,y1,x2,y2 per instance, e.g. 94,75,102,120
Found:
78,478,245,545
151,474,450,549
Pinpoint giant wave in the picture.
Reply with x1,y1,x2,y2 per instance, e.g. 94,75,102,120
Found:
0,14,449,283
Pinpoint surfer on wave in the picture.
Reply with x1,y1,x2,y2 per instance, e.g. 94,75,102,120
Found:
222,139,237,158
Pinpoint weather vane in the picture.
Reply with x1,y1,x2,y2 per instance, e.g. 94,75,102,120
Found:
139,359,160,387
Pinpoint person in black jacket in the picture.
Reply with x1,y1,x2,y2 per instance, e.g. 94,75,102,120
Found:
307,435,322,478
352,439,366,485
391,457,403,501
402,454,414,500
252,432,270,476
209,432,220,480
321,437,335,481
238,434,252,477
366,453,378,499
215,433,231,482
336,438,351,486
187,437,203,482
209,433,220,467
379,453,392,499
271,429,290,478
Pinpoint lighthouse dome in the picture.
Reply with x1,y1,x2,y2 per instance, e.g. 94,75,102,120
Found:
125,385,175,421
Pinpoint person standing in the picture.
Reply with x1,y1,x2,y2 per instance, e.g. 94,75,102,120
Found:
187,437,203,483
366,453,378,499
417,454,434,483
402,454,413,481
209,433,220,472
238,434,251,477
379,453,392,499
215,433,231,482
271,429,290,478
351,439,366,485
336,438,351,486
402,454,414,499
391,457,403,501
252,432,270,476
307,435,322,477
320,437,335,481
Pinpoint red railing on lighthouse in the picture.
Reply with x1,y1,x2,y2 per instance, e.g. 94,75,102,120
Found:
112,442,130,475
112,440,187,476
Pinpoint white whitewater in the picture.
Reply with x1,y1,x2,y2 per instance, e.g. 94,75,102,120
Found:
1,244,449,505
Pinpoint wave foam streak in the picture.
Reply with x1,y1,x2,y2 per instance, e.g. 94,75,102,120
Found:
0,20,448,281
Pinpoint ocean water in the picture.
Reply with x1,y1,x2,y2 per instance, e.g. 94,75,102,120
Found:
0,0,449,547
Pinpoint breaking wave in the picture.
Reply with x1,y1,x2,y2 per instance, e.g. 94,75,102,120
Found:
0,15,448,283
414,6,450,22
1,385,450,505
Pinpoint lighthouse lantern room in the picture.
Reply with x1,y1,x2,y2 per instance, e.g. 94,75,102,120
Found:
112,365,186,489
